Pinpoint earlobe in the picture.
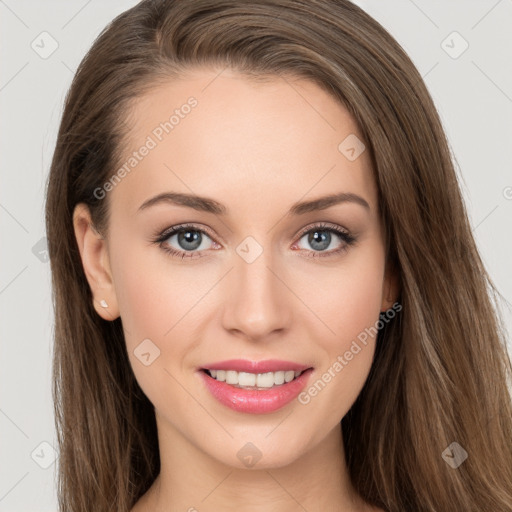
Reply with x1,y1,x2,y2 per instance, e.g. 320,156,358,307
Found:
72,203,120,321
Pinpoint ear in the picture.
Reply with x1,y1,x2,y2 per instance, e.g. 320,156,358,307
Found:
380,261,400,313
73,203,120,321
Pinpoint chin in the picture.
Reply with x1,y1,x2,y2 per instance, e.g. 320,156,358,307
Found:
211,431,315,471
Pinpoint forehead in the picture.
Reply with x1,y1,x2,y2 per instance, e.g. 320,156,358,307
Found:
111,68,377,218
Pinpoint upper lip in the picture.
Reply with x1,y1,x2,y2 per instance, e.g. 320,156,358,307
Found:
200,359,312,373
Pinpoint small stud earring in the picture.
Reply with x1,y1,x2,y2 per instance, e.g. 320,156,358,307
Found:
100,299,109,308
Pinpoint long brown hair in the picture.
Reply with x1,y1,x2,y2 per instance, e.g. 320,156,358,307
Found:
45,1,512,510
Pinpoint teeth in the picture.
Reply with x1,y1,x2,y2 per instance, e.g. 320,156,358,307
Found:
226,370,238,384
256,372,275,387
206,369,304,388
274,371,285,385
239,372,257,386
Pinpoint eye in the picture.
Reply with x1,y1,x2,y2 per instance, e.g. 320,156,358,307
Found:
153,223,219,260
152,221,356,260
292,222,356,258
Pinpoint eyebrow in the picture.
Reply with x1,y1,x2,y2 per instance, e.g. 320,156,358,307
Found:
137,191,370,215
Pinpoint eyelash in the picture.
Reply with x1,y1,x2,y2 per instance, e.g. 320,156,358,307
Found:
152,222,357,260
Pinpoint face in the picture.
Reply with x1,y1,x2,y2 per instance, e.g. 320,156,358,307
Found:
75,68,396,469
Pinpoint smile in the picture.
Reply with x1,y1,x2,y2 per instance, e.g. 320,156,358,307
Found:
203,369,305,389
198,359,314,414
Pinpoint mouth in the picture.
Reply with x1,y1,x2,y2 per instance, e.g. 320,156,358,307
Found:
197,360,314,414
201,368,310,390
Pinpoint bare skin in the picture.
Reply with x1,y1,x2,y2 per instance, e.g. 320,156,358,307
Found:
73,68,395,512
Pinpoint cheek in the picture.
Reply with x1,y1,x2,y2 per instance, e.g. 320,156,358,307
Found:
326,267,383,340
295,245,385,426
110,245,193,403
110,234,195,340
107,237,176,373
304,243,385,349
111,253,166,343
109,241,215,374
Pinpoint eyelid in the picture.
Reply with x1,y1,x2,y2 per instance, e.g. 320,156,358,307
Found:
153,220,355,258
155,222,217,241
294,221,350,239
152,222,219,260
154,221,350,243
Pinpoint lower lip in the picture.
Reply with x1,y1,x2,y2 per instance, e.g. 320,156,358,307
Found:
199,369,313,414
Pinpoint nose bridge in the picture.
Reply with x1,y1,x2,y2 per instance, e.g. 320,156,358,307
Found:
221,237,291,339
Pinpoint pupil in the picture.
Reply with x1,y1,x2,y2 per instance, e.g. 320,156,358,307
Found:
309,230,330,251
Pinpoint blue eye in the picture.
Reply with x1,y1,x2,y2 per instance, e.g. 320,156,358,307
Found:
167,229,211,251
293,222,356,258
154,223,216,260
152,221,356,260
299,230,341,251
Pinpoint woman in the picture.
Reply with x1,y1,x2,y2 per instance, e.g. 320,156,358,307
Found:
45,1,512,511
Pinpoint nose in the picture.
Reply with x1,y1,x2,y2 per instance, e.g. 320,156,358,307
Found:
221,245,293,342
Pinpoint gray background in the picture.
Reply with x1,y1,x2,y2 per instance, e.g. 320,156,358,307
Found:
1,0,511,510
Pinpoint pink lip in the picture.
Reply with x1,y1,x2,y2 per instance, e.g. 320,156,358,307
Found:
200,359,310,373
198,361,314,414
